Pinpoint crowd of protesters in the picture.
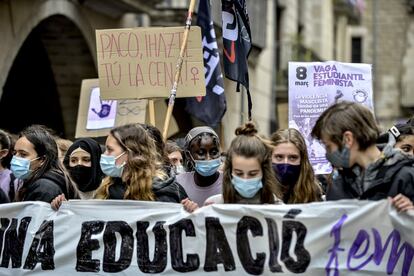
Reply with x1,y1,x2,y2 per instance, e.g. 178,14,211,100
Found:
0,101,412,213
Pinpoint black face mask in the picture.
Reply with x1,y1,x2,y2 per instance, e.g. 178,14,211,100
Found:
68,165,93,192
272,163,301,186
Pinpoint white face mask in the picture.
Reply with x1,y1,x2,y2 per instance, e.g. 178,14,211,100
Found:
175,165,186,175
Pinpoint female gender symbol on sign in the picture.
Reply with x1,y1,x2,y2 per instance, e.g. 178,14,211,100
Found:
191,67,199,85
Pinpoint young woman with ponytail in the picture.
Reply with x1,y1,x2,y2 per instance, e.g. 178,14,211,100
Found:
182,122,283,212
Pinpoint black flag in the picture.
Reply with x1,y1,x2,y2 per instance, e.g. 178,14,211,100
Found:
222,0,252,120
185,0,226,128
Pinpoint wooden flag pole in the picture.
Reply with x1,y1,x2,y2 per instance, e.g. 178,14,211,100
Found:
162,0,197,140
148,99,156,126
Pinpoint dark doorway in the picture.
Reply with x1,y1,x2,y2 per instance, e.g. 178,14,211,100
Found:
0,24,64,135
0,15,97,138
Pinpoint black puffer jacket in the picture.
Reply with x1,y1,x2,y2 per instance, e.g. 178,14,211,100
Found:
0,189,9,204
108,175,188,203
152,174,188,203
327,150,414,202
22,170,69,203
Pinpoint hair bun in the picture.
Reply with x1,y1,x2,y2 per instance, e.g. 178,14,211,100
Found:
235,122,258,136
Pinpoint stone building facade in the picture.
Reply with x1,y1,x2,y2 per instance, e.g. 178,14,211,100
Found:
0,0,275,148
1,0,411,144
361,0,414,127
0,0,153,138
275,0,414,130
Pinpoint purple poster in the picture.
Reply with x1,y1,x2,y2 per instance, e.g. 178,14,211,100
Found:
86,87,117,130
288,61,373,174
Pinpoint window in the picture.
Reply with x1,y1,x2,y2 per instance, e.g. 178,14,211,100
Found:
351,36,362,63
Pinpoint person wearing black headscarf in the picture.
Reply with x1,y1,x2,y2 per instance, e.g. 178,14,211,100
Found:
63,138,104,199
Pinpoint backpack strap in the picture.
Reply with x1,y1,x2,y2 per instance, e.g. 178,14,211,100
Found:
8,173,16,202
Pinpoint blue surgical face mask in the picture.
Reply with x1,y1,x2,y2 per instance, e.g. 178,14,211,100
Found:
193,158,221,177
10,156,40,180
231,174,263,198
100,152,126,178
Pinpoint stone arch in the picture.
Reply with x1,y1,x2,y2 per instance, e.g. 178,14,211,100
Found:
0,0,96,91
0,2,97,138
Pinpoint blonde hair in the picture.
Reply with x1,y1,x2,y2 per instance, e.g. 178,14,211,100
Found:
223,122,282,203
56,138,73,160
270,128,321,203
95,124,165,200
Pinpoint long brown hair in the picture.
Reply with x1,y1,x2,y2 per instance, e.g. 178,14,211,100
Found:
223,122,281,203
271,128,321,203
16,125,78,201
95,124,164,200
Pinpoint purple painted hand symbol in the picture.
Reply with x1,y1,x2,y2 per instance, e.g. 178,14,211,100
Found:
92,99,114,118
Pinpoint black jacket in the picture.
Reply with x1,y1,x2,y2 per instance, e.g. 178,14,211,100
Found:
22,171,69,203
0,188,9,204
108,175,188,203
152,174,188,203
327,151,414,202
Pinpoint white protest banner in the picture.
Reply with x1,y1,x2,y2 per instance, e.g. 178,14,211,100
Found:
0,200,412,275
288,61,373,174
96,27,206,100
